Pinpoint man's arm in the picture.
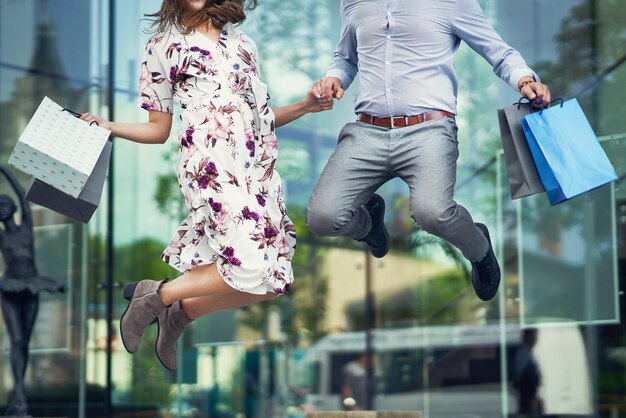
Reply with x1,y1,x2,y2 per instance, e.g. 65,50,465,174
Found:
450,0,550,102
323,1,359,99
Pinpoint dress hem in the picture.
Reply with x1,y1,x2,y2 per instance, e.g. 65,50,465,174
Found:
162,255,277,296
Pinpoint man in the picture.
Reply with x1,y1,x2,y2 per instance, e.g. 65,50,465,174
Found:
514,329,543,415
341,353,370,410
308,0,551,301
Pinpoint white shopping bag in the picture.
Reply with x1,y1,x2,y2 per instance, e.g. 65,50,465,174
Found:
8,96,111,198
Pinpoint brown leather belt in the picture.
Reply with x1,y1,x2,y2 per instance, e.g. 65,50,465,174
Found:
358,110,455,129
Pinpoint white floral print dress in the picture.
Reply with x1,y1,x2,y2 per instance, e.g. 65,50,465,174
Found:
137,24,295,295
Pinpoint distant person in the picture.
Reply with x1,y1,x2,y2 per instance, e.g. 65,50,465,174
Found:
81,0,328,371
514,328,543,416
0,166,66,416
341,353,370,410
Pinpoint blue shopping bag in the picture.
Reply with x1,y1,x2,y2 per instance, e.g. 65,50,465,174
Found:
521,98,617,205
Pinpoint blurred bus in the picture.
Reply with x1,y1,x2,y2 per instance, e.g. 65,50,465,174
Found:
300,323,592,416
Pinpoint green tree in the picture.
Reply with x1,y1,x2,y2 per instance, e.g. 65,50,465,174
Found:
346,268,470,330
533,0,626,136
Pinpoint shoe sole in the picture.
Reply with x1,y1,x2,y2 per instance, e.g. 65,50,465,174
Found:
154,315,175,371
154,303,176,371
369,194,390,258
119,281,139,354
473,223,501,301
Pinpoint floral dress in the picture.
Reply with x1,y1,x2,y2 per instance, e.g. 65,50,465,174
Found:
137,24,295,295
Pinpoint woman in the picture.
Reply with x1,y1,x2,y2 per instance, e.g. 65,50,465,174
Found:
0,166,66,415
81,0,330,371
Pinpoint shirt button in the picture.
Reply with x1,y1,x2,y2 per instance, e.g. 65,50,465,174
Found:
387,35,391,40
386,61,391,65
386,88,391,92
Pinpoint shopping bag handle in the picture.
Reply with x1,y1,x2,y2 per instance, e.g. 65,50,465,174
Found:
513,97,533,109
529,97,564,114
549,98,564,107
62,107,99,126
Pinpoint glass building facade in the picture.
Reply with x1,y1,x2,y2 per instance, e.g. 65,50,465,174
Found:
0,0,625,417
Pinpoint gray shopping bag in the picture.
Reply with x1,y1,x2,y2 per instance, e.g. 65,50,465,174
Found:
497,100,545,199
25,140,112,223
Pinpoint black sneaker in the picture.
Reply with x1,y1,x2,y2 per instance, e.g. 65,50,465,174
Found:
471,223,501,301
358,194,390,258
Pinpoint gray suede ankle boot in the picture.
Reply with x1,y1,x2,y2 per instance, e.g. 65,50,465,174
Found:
156,300,193,371
120,279,169,354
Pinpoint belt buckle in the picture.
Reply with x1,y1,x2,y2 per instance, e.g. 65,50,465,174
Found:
390,116,409,129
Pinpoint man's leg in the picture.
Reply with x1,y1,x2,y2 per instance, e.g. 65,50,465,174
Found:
393,117,500,300
307,122,391,240
393,118,487,259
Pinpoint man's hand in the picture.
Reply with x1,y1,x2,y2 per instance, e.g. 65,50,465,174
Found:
323,76,344,100
519,76,551,107
313,76,344,109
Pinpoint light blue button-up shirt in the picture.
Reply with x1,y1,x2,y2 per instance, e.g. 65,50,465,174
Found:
327,0,538,117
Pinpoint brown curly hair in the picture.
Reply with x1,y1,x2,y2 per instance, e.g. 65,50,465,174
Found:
147,0,259,34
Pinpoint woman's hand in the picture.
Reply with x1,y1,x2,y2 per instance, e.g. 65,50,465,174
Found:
303,89,331,114
313,79,336,111
76,110,172,144
79,112,112,130
273,86,334,127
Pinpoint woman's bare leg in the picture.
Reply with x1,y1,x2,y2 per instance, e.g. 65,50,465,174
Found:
158,263,235,306
180,291,277,319
157,263,278,317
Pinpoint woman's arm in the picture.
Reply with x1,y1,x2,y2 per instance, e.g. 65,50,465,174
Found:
80,110,173,144
273,89,328,128
0,166,32,228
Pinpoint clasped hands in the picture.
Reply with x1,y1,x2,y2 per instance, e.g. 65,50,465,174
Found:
306,76,343,112
309,75,552,111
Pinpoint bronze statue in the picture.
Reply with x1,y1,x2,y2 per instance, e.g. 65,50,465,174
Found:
0,166,66,416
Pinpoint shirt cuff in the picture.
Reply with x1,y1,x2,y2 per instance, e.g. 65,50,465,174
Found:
326,68,354,90
510,66,541,91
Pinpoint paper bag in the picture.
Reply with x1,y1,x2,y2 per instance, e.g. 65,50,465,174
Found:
521,98,617,205
8,96,110,198
25,141,112,223
497,100,545,199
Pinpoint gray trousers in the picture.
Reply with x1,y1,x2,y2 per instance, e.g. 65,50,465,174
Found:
306,117,489,262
